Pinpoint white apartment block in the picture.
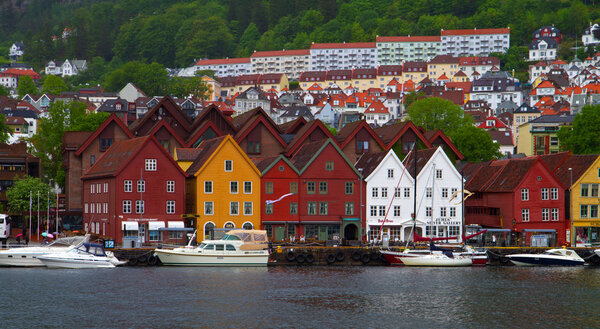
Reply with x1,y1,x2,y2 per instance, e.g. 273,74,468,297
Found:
441,28,510,57
250,49,310,80
376,35,441,64
193,57,251,77
309,42,377,71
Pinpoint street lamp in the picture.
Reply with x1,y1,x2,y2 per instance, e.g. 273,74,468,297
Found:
569,168,573,246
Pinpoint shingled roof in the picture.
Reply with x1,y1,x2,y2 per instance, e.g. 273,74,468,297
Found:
82,136,150,179
184,136,227,176
403,148,437,176
354,151,387,178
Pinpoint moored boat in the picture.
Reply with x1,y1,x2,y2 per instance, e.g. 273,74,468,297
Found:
0,235,89,267
37,242,121,268
398,252,473,266
154,229,270,266
506,248,584,266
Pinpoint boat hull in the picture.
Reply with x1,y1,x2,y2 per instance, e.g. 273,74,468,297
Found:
155,248,269,266
398,255,472,267
37,255,116,268
507,255,584,266
0,247,74,267
381,250,487,266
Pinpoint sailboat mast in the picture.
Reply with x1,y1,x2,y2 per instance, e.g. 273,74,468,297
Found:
412,144,417,242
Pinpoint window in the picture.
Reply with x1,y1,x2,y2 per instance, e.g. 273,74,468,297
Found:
319,182,328,194
551,208,559,221
404,188,410,198
265,204,273,215
450,207,456,217
166,201,175,214
135,200,144,214
204,181,213,193
325,161,334,171
319,202,328,215
426,207,432,217
290,182,298,194
230,202,239,215
122,200,131,213
372,187,378,197
581,205,589,218
387,169,394,178
440,207,447,217
522,209,529,222
426,187,432,198
244,181,252,194
436,169,443,179
370,206,377,216
592,184,599,197
244,202,253,215
394,206,401,217
378,205,386,217
224,160,233,172
264,182,273,194
103,183,108,193
550,188,558,200
521,188,529,201
248,141,261,154
124,180,132,192
103,203,108,213
137,179,145,193
541,188,549,200
592,205,599,218
381,188,388,198
290,202,298,215
100,138,113,152
442,188,448,198
145,159,157,171
356,140,369,153
345,182,354,195
308,202,317,215
307,182,316,194
394,188,401,198
345,202,354,215
91,184,95,194
581,184,589,197
542,208,549,221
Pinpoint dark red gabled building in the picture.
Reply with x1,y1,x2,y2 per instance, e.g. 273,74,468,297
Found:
335,120,386,164
233,107,288,157
81,136,187,246
462,156,567,245
290,139,363,241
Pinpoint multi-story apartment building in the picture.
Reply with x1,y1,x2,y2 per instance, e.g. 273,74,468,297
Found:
250,49,310,79
427,55,460,83
193,57,251,77
441,28,510,57
310,42,377,71
376,35,441,64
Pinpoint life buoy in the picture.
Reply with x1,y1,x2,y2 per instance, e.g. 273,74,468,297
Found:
296,253,306,264
351,250,361,261
285,251,296,262
361,253,370,264
335,250,345,262
305,254,315,264
326,254,336,264
147,255,158,266
128,257,138,266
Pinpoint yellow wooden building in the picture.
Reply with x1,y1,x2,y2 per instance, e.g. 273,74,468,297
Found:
179,135,261,240
568,155,600,246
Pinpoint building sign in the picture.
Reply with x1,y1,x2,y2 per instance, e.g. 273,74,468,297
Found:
429,218,462,226
377,219,394,223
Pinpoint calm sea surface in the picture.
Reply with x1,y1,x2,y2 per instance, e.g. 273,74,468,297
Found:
1,266,600,328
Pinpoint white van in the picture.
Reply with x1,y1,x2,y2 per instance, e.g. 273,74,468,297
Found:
0,214,10,242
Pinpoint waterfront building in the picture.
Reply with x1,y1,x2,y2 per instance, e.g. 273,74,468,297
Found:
81,136,187,246
376,35,441,64
0,142,40,212
232,107,288,157
441,28,510,57
335,120,386,165
193,57,251,77
373,121,433,157
309,42,377,71
182,135,261,240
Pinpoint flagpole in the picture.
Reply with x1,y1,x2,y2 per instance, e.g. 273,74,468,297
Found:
29,191,32,243
47,190,50,234
56,193,59,237
37,191,40,241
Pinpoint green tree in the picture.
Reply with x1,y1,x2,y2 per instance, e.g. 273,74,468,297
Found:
403,91,427,108
17,75,37,98
103,61,169,96
407,97,473,135
168,76,210,99
450,125,502,162
6,176,54,214
0,84,9,96
557,105,600,154
0,113,10,144
41,75,69,95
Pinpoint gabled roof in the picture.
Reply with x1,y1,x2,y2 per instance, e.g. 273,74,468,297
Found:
185,135,260,177
254,155,300,176
185,120,224,147
279,117,307,134
174,148,203,162
403,148,437,176
146,119,187,147
290,138,361,177
354,151,388,179
373,121,432,150
234,114,287,148
336,120,386,150
62,131,93,151
129,95,193,135
423,129,464,160
231,107,279,132
364,101,389,114
191,104,236,134
284,120,336,157
75,114,135,156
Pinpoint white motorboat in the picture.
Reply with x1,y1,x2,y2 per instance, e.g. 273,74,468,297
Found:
398,251,473,266
154,229,270,266
381,245,487,266
37,242,121,268
0,235,89,267
507,248,585,266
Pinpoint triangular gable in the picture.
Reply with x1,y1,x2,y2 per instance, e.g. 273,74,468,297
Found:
185,120,225,148
375,121,433,151
231,107,281,134
425,129,464,160
234,115,287,148
337,120,386,150
258,155,301,177
279,117,307,134
191,104,235,134
129,95,193,135
75,114,135,156
188,135,261,178
147,119,187,148
284,120,337,157
362,149,414,185
292,138,362,177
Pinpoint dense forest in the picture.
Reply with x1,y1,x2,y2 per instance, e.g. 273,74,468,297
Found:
0,0,599,72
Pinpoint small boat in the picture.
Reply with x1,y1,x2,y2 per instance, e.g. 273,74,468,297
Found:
506,248,585,266
398,252,473,267
37,242,122,268
381,245,487,266
154,229,270,266
0,235,89,267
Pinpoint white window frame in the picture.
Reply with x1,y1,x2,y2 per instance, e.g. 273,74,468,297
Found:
166,180,175,193
145,159,157,171
123,200,132,214
124,180,132,192
204,201,214,215
166,200,175,214
224,160,233,172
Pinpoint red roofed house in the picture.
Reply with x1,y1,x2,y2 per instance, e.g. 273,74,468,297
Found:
0,68,41,90
363,101,390,126
81,136,187,246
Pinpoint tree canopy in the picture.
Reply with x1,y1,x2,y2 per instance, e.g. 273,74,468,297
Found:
17,76,37,98
558,105,600,154
450,125,502,162
41,75,69,95
6,176,55,214
407,97,474,135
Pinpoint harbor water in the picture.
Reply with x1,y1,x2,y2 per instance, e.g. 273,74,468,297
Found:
2,266,600,328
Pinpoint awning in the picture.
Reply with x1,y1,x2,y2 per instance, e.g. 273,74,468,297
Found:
168,221,185,228
343,218,360,221
159,227,195,232
121,221,138,231
301,221,341,224
262,221,300,224
522,229,557,233
148,221,165,230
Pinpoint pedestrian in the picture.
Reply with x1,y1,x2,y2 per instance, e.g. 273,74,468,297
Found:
23,228,28,245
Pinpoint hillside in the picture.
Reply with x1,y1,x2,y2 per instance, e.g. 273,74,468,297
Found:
0,0,598,70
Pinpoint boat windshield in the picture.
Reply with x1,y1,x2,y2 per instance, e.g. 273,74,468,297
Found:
544,250,564,256
203,244,215,251
222,234,242,241
198,243,207,249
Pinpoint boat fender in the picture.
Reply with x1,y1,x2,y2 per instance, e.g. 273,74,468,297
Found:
147,255,158,266
137,255,148,263
369,251,379,261
296,253,306,264
335,250,345,262
351,250,361,261
501,256,510,264
285,251,296,262
305,254,315,264
128,257,138,266
326,254,336,264
360,253,370,264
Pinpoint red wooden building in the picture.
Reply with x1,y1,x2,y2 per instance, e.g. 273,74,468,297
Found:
462,156,567,245
81,136,187,246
